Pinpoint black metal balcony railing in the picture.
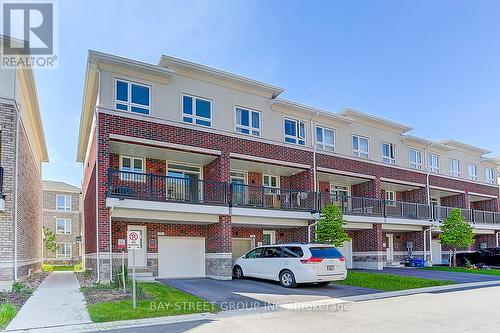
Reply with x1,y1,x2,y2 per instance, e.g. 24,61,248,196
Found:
107,169,228,205
231,183,316,211
106,169,500,224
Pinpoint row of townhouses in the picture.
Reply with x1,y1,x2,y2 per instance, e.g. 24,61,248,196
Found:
77,51,500,281
0,37,49,289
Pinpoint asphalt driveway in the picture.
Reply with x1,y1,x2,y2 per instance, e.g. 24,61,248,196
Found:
158,277,379,309
367,267,500,284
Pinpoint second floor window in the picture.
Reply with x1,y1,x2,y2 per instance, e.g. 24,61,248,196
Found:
56,194,72,211
284,118,305,146
409,148,422,170
235,107,260,136
316,126,335,152
352,135,369,158
486,168,495,184
56,218,72,235
428,153,440,173
120,156,145,181
450,159,461,177
381,142,396,164
182,94,212,127
115,79,150,115
468,164,478,181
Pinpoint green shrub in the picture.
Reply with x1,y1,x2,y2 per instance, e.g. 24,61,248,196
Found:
0,303,17,329
11,281,32,295
112,266,129,289
41,264,53,272
74,263,83,272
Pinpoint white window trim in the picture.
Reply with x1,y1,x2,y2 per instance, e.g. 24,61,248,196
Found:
381,142,396,164
329,183,350,197
385,190,397,206
181,93,213,127
234,106,261,137
468,163,478,181
409,148,423,170
167,162,202,179
56,243,72,259
352,135,369,158
450,159,461,178
315,126,336,152
56,194,72,211
119,156,146,182
485,168,495,184
263,230,276,245
230,170,247,184
263,174,280,189
428,152,440,174
283,117,306,146
114,78,151,114
55,218,72,235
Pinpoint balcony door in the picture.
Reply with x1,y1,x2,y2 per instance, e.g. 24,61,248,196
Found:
231,171,247,205
167,164,202,203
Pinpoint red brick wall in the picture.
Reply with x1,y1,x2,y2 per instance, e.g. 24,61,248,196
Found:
471,199,498,212
231,226,308,244
206,215,232,253
352,224,384,252
352,179,381,199
441,194,467,209
84,166,97,254
399,188,427,204
247,172,262,186
290,169,315,190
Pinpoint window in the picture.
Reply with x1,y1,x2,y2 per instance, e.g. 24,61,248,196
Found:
263,175,279,188
428,153,440,173
56,195,72,211
409,148,423,170
381,142,396,164
430,197,439,206
263,230,276,245
182,94,212,127
486,168,495,184
283,247,304,258
56,243,72,259
468,164,478,181
56,219,71,235
115,79,150,115
352,135,369,158
284,118,305,145
235,107,260,136
245,248,263,259
450,159,461,177
120,156,145,181
316,126,335,152
330,184,349,199
385,190,396,202
309,247,343,259
262,247,282,258
167,164,202,201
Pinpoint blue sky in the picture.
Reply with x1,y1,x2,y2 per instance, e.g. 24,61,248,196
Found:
38,0,500,187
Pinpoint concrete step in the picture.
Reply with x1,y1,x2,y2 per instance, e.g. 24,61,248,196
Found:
386,261,404,268
127,268,155,281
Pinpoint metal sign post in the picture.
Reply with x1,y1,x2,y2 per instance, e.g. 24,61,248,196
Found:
127,230,142,309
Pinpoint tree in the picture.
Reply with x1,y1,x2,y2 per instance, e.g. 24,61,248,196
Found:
439,209,474,267
315,204,351,247
43,227,57,262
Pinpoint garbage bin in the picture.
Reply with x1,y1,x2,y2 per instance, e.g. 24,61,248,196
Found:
413,259,424,267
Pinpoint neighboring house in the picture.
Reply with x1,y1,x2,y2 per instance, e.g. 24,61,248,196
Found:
42,181,83,265
76,50,500,282
0,37,49,289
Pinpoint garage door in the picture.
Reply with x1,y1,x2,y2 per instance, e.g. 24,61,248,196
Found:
338,240,353,269
232,238,252,260
158,237,205,278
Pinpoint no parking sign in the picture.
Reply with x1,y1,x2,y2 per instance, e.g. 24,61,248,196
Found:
127,230,142,250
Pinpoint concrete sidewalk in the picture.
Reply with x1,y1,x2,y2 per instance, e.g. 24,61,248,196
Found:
7,271,91,331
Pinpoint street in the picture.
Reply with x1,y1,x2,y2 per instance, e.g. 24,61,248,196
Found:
99,285,500,333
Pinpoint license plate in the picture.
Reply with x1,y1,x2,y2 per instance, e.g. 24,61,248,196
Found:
327,265,335,271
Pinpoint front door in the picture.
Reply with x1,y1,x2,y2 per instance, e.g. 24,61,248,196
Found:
386,234,394,261
262,230,276,246
431,239,442,265
128,225,147,268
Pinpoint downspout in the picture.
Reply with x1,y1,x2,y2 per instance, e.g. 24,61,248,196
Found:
94,108,100,282
424,143,434,205
109,199,124,282
13,102,21,281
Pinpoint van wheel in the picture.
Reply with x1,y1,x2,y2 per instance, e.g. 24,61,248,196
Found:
233,266,243,279
279,270,297,288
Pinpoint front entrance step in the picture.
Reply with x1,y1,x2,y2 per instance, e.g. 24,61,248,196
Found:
127,267,155,281
385,261,404,268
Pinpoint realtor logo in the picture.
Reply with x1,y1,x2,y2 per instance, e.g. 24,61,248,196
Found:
1,1,58,68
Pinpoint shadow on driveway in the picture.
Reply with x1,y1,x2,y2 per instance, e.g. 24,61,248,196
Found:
158,277,379,310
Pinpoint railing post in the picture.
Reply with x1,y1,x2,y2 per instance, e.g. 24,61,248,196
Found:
362,197,365,214
382,199,386,218
400,201,404,218
289,189,293,209
149,173,153,200
415,202,419,219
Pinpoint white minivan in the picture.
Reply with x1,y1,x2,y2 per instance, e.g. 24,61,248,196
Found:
233,243,347,288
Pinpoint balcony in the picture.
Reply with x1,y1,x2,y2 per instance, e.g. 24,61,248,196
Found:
231,184,316,211
0,167,4,212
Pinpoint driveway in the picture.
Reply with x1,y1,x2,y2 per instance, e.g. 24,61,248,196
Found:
158,277,379,309
364,267,500,283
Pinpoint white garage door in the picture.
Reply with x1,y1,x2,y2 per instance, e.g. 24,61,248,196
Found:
158,237,205,278
338,240,353,269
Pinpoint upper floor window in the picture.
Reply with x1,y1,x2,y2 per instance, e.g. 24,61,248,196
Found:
450,159,461,178
56,218,72,235
352,135,369,158
486,168,495,184
385,190,397,206
120,156,145,181
235,107,260,136
381,142,396,164
409,148,422,170
468,163,478,181
263,174,279,188
115,79,150,115
316,126,335,152
428,153,440,173
182,94,212,127
330,184,349,198
284,118,305,146
56,194,72,211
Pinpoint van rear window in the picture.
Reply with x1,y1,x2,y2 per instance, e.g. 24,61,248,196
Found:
309,247,343,259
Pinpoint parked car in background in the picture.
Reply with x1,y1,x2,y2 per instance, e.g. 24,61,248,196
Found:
456,247,500,267
233,243,347,288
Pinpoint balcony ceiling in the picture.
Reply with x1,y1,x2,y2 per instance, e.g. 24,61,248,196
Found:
430,188,463,199
109,141,218,166
230,158,303,176
317,172,368,186
380,181,419,192
469,193,495,202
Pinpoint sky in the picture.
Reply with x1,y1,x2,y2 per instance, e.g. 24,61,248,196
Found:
37,0,500,187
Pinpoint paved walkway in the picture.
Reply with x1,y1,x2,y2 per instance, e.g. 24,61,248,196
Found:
7,271,91,331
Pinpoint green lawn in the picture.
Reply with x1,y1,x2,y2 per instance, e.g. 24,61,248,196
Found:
0,303,17,329
51,265,75,271
86,282,218,323
333,271,454,291
423,266,500,276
